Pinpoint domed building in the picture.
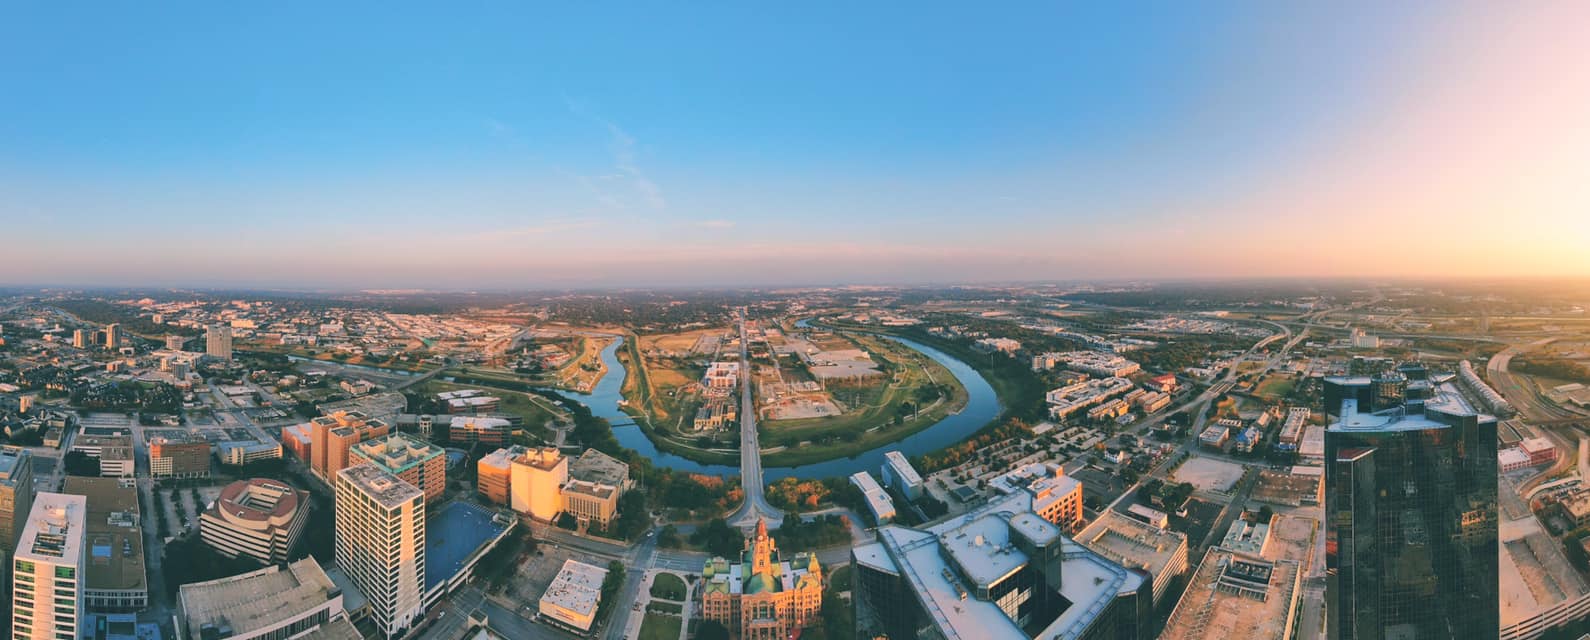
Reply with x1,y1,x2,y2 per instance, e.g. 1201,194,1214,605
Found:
701,519,824,639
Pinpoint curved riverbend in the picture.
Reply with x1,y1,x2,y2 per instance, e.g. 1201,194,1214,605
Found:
553,333,1001,480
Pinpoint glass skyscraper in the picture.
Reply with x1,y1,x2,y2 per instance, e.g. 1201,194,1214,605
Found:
1324,374,1499,640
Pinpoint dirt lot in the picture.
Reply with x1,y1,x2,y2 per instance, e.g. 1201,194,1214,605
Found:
641,328,730,357
1173,457,1246,493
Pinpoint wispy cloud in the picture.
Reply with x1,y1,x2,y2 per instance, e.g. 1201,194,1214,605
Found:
695,219,735,229
489,218,599,238
483,117,513,138
564,96,667,211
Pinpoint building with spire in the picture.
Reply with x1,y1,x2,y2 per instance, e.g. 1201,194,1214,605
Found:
701,518,823,639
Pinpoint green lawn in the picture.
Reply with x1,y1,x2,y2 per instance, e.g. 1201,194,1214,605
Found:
1255,374,1296,399
650,572,687,601
637,613,682,640
829,564,853,591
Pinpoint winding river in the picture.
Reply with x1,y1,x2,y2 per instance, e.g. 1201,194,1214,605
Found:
552,331,1001,480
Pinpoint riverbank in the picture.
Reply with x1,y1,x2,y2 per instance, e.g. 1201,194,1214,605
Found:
759,333,971,467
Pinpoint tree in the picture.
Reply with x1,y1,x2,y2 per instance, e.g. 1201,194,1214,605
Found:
695,620,731,640
658,524,682,549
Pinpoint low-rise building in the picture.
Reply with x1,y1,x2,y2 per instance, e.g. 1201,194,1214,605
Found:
975,337,1022,355
537,560,608,634
216,440,282,466
199,478,309,565
850,471,897,524
1033,350,1141,377
176,559,350,640
73,434,135,477
1046,376,1136,420
1031,474,1084,529
1078,509,1190,605
149,432,212,479
1159,547,1302,640
1088,397,1132,421
475,445,523,506
1200,425,1230,449
880,450,923,501
62,477,148,613
1277,407,1311,451
448,416,512,446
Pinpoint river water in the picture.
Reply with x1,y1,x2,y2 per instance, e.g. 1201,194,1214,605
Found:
551,332,1001,480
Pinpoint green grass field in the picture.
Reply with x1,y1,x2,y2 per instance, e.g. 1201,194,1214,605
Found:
762,334,966,445
1255,374,1296,398
637,613,681,640
649,572,687,601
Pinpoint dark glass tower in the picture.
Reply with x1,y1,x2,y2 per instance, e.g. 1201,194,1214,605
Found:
1324,377,1499,640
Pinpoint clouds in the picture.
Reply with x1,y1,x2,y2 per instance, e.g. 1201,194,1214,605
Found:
563,96,667,213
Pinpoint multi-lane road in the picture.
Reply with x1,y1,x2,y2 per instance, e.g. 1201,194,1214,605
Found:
727,309,783,529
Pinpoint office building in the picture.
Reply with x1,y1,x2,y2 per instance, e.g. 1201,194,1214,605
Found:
0,446,35,556
199,479,309,565
335,465,424,640
448,416,512,446
73,329,88,349
104,324,121,350
149,433,212,479
1077,509,1189,606
881,450,923,500
206,325,233,361
509,447,567,521
177,559,351,640
72,435,135,478
306,411,391,480
702,519,823,640
479,447,627,526
1030,474,1085,529
216,440,282,466
61,478,147,613
1159,548,1303,640
475,445,523,506
1324,373,1499,640
850,471,897,525
349,434,446,503
165,335,187,351
537,560,608,634
12,493,88,640
852,490,1147,640
281,423,312,462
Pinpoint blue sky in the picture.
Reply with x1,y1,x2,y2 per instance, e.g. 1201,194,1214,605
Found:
2,2,1586,288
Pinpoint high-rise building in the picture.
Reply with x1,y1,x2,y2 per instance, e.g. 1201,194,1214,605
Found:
72,329,88,349
304,411,390,480
1324,372,1499,640
335,465,424,640
852,489,1149,640
0,446,34,555
348,433,446,503
103,323,120,350
12,493,88,640
206,324,233,361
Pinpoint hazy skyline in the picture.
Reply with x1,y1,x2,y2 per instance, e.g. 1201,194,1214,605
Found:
3,2,1587,288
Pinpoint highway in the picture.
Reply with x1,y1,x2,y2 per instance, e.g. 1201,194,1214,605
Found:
727,308,783,530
